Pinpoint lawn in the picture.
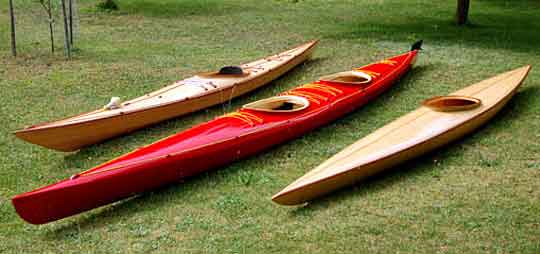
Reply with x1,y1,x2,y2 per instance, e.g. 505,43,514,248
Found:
1,0,539,253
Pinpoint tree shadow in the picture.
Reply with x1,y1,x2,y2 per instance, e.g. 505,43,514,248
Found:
288,85,540,216
115,0,248,18
323,2,540,53
476,0,540,7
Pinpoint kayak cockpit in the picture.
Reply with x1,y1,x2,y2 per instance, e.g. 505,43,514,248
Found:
242,95,309,112
319,71,372,85
197,66,251,78
422,95,482,112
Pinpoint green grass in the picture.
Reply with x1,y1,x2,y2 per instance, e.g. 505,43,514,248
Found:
1,0,539,253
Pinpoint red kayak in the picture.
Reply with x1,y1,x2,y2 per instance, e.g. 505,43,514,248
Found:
13,41,422,224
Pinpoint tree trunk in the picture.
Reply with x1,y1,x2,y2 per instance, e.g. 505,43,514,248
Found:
69,0,73,46
61,0,71,58
49,17,55,53
48,0,55,53
456,0,470,25
9,0,17,56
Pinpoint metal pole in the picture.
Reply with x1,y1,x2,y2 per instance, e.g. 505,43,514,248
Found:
9,0,17,56
61,0,71,58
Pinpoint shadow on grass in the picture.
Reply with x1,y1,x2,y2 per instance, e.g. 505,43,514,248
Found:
324,3,540,53
289,85,540,215
476,0,540,7
43,182,191,240
116,0,248,17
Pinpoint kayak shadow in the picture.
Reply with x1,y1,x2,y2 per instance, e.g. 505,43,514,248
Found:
288,85,539,215
43,182,193,239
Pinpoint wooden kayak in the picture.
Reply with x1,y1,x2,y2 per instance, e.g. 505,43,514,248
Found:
272,65,532,205
13,40,319,152
12,42,421,224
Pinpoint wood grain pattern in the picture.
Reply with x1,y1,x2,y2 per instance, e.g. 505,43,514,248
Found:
14,40,318,151
272,65,532,205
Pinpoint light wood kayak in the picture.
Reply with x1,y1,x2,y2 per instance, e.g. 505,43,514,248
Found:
14,40,318,152
272,65,531,205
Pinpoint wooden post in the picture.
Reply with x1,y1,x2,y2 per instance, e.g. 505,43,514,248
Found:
9,0,17,56
456,0,470,25
61,0,71,58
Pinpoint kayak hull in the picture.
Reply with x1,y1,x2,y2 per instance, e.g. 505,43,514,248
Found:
272,65,531,205
14,41,318,152
13,49,419,224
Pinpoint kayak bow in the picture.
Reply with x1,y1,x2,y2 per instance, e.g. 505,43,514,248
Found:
13,42,421,224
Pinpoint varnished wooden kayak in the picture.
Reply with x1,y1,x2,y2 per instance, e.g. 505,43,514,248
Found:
272,65,532,205
12,42,421,224
14,40,319,152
